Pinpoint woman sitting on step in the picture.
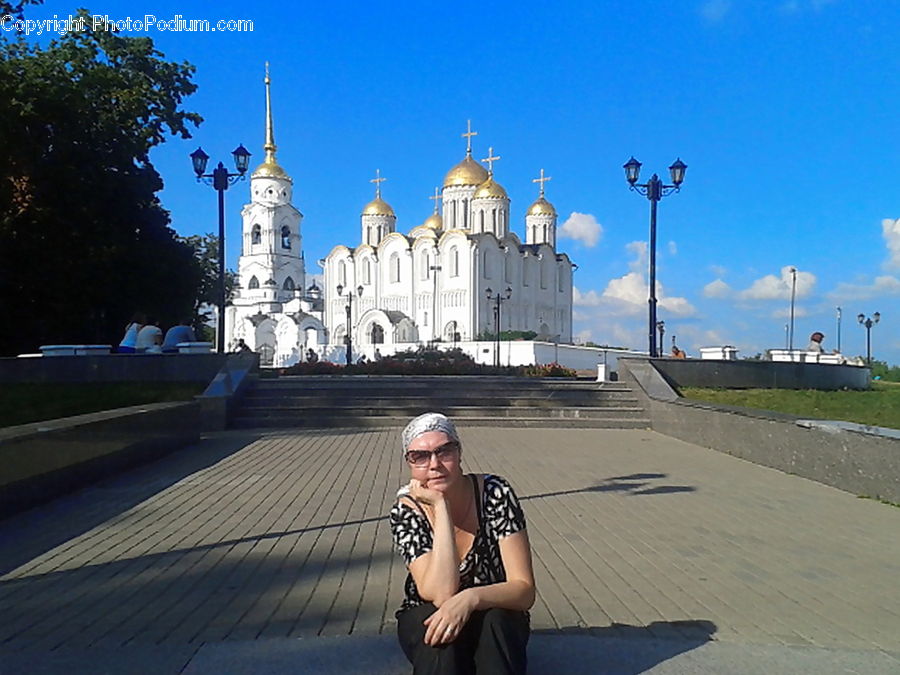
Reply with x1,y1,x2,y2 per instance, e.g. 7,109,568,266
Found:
390,412,535,674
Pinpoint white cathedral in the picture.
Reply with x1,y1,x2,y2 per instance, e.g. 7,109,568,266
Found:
226,72,574,367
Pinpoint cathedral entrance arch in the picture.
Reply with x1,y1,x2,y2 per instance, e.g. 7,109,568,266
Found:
443,320,460,344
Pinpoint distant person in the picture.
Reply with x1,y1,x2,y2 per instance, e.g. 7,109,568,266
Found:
117,312,146,354
162,319,196,353
234,338,252,353
306,348,318,363
671,345,687,359
806,332,825,353
135,317,163,353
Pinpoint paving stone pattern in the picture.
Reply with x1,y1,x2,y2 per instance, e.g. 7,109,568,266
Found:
1,427,899,657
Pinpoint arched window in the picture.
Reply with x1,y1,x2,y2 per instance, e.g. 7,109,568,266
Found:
540,261,547,289
449,246,459,277
338,260,347,286
363,258,372,284
422,252,431,280
390,252,400,283
479,211,485,232
283,277,295,292
483,250,492,279
281,225,291,249
248,275,259,290
504,253,512,282
251,224,261,245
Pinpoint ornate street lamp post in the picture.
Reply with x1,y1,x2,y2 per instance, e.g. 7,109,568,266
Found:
857,312,880,365
836,306,842,353
337,284,363,365
656,321,665,356
485,286,512,367
624,157,687,357
788,266,798,350
190,144,251,353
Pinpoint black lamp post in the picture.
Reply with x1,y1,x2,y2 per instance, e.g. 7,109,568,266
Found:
857,312,880,365
836,306,842,353
485,286,512,367
624,157,687,357
788,266,798,350
337,283,363,365
190,144,251,353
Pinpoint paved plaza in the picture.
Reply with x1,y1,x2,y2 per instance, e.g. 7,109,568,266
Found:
1,426,899,673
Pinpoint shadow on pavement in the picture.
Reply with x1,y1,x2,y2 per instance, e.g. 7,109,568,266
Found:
521,473,696,502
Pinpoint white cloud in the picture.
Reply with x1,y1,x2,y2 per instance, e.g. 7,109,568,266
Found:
559,212,602,248
703,279,732,299
772,306,810,319
709,264,727,277
830,275,900,301
668,241,678,255
883,218,900,270
572,286,603,307
739,265,817,300
700,0,731,22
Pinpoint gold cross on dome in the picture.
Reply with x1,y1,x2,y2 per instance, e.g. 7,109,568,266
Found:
533,168,552,196
428,186,442,213
481,146,500,174
370,169,387,197
461,119,478,154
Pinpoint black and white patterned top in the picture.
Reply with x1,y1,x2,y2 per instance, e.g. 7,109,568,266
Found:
389,474,527,612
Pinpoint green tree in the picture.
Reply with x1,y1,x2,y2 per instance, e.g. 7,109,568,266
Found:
0,9,203,354
179,233,237,331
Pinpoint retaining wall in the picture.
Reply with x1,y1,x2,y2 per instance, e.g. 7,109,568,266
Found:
0,353,228,384
649,357,870,390
619,358,900,503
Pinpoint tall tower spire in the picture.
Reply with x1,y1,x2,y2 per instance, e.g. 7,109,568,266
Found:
252,62,289,180
264,61,277,165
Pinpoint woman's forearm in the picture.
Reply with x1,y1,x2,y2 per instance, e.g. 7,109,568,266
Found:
466,579,535,612
418,499,460,604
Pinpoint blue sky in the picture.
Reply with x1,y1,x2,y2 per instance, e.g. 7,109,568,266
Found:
18,0,900,363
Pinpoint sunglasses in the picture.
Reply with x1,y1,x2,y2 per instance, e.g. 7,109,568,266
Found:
405,442,461,466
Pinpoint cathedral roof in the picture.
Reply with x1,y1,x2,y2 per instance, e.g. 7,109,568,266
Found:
253,63,291,181
362,196,395,217
527,196,556,216
443,153,489,188
422,212,443,230
473,175,508,200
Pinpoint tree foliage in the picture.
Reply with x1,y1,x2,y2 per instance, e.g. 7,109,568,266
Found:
0,9,203,354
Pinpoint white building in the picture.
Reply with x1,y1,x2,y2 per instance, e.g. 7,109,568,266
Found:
224,68,327,366
324,125,574,354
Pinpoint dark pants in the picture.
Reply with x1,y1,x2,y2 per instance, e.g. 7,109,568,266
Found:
397,603,529,675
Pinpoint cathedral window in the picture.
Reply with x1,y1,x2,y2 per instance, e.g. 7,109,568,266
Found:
390,252,400,283
540,262,547,289
249,276,260,290
338,260,347,286
449,246,459,277
422,253,431,280
363,259,372,284
370,324,384,344
283,277,295,292
251,224,261,245
483,251,492,279
523,260,530,287
281,226,291,249
479,211,485,232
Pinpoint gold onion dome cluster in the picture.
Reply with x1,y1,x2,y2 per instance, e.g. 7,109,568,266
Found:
527,195,556,216
423,212,443,229
443,154,489,187
473,175,508,200
362,195,395,217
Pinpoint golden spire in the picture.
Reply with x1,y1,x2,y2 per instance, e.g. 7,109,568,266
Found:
253,61,288,179
428,186,441,213
462,119,478,155
370,168,387,198
533,168,552,197
264,62,277,164
481,146,500,175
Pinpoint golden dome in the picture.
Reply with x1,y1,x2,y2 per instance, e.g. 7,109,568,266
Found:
252,159,289,179
527,196,556,216
444,154,489,188
423,212,443,229
362,196,395,217
473,175,508,200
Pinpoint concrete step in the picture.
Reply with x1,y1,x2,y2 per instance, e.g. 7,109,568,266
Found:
235,405,648,419
231,415,652,429
240,394,641,407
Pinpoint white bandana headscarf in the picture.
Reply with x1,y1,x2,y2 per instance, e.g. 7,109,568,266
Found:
401,412,460,453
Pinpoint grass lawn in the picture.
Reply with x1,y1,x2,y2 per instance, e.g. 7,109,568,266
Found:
679,381,900,431
0,382,205,429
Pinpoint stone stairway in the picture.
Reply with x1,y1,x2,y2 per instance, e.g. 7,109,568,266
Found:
230,375,650,429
